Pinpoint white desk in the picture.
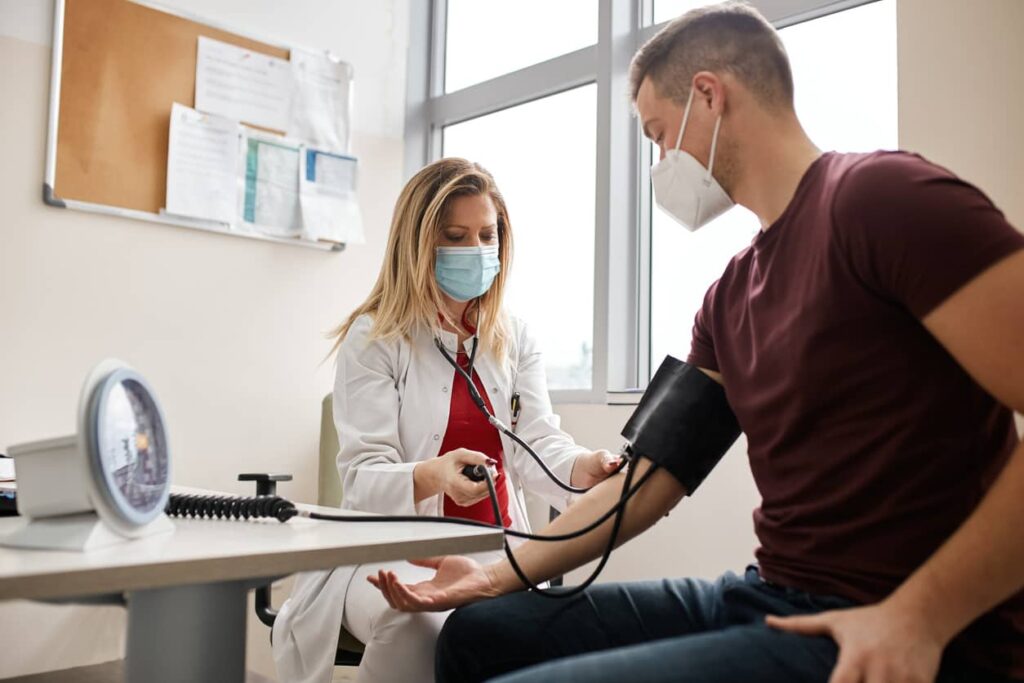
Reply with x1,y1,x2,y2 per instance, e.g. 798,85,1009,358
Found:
0,487,504,683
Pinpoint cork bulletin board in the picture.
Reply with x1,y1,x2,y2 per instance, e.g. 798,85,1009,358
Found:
44,0,341,251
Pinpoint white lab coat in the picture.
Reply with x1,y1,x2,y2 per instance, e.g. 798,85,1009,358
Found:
272,313,589,683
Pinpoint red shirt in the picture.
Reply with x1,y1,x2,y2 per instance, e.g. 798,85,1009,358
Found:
688,152,1024,677
439,348,512,527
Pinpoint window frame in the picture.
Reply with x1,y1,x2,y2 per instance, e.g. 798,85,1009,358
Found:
406,0,880,404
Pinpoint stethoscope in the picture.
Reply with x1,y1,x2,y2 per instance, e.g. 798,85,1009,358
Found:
430,331,653,598
432,333,624,495
171,329,657,599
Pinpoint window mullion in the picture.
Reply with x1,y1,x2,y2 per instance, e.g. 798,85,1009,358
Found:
636,127,653,383
598,0,644,396
402,0,434,177
427,46,598,130
758,0,880,29
644,0,879,33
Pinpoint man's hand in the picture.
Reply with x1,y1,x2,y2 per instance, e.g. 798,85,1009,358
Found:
766,599,946,683
366,556,501,612
570,449,623,489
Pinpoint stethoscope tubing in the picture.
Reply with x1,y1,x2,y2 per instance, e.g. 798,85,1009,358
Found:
430,329,649,596
433,335,628,495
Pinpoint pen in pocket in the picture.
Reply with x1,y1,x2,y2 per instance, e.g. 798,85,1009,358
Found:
510,392,521,429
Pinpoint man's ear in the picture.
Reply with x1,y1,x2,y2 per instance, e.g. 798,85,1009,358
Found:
692,71,725,116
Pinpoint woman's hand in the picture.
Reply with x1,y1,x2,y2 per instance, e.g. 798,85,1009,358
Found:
570,449,623,489
414,448,495,506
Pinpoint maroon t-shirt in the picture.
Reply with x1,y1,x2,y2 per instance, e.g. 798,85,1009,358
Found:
687,151,1024,677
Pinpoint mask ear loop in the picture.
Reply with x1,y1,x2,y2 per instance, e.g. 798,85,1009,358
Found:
706,114,723,182
673,87,696,152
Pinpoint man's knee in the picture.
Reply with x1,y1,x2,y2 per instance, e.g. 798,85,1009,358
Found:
435,601,507,683
435,604,484,672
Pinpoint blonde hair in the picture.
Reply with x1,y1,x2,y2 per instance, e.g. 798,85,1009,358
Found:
329,158,514,359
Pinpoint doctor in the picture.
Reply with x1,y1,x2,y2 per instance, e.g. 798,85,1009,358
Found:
272,157,619,683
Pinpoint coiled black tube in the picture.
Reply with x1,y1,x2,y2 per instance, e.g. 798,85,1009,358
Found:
166,493,298,522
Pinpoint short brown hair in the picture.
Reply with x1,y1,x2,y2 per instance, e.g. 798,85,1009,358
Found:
629,1,794,109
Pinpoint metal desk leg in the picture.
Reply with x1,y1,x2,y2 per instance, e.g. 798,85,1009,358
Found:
125,580,249,683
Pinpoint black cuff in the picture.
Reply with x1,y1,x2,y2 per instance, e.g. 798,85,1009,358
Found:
621,357,741,495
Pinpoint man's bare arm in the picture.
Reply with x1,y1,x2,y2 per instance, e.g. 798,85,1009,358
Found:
485,366,723,591
372,458,686,611
886,250,1024,642
487,457,686,593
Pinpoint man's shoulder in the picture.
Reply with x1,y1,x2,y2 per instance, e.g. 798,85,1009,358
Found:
715,240,758,288
701,249,751,322
830,150,954,203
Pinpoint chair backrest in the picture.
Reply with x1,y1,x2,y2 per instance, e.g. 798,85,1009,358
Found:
317,394,368,660
318,393,344,508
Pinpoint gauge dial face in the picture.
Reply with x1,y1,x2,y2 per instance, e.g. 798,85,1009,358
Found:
91,372,170,523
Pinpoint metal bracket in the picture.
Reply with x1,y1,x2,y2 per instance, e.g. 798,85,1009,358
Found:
42,183,66,208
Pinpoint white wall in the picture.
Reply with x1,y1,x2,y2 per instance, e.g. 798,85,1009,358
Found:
0,0,408,678
898,0,1024,225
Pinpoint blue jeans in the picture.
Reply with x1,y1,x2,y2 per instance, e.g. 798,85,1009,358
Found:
435,566,1017,683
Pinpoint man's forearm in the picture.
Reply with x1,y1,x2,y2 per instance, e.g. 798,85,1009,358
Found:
887,441,1024,643
486,458,686,594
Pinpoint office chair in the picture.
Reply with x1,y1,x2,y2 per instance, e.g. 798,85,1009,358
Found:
240,393,366,668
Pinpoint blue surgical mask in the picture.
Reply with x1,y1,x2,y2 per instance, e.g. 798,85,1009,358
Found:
435,245,501,302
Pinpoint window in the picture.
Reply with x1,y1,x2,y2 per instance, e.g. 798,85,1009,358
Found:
445,0,598,93
443,85,598,389
408,0,895,401
649,0,898,369
653,0,715,24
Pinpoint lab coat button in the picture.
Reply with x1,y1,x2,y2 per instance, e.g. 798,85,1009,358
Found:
433,434,439,440
442,386,448,393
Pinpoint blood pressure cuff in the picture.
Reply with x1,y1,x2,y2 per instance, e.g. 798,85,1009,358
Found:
621,356,741,495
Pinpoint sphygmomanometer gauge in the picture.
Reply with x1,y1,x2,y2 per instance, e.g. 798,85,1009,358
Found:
81,360,172,536
2,359,174,551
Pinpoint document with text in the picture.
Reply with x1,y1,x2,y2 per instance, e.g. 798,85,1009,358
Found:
195,36,293,132
165,102,240,224
299,148,363,243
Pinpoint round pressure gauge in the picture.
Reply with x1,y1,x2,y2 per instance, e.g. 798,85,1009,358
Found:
77,360,171,537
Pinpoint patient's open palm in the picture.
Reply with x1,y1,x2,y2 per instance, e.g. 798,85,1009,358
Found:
367,555,497,612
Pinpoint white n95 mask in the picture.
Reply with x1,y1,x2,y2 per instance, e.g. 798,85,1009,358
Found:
651,88,734,231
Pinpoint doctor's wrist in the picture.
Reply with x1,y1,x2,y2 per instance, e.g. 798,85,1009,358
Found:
413,459,442,502
570,450,618,489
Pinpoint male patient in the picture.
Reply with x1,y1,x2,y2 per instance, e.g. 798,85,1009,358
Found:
370,3,1024,681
